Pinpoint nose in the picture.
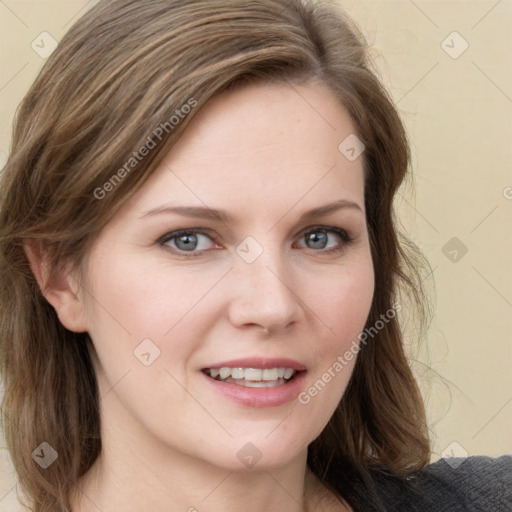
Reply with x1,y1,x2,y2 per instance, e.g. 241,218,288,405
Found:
227,247,302,336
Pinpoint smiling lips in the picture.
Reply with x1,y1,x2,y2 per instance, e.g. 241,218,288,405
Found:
201,358,308,407
203,367,297,387
202,358,306,389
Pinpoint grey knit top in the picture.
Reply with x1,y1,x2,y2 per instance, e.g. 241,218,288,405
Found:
347,455,512,511
62,455,511,511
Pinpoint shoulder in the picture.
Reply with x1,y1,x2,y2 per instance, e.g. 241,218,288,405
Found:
352,455,512,512
418,454,512,510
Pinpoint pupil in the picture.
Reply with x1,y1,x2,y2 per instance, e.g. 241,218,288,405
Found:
307,231,327,249
176,233,197,251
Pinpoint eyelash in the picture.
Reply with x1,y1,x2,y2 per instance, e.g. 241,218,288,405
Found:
157,226,354,258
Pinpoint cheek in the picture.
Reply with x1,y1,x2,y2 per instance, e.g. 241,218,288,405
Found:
82,254,221,339
294,263,374,439
80,252,231,384
310,260,375,351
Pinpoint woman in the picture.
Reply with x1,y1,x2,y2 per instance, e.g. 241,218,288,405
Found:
0,1,510,511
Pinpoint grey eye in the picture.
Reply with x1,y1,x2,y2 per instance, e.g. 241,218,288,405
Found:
174,233,199,251
305,231,329,249
162,231,216,253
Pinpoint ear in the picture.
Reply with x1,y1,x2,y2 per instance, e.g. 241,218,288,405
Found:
23,240,88,333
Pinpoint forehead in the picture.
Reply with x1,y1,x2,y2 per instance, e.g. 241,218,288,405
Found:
121,80,365,222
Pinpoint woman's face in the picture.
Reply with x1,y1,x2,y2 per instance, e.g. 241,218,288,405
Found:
76,80,374,471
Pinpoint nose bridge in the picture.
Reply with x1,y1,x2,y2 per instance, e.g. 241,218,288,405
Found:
228,239,300,330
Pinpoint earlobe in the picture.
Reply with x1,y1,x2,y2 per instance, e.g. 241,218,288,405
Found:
23,240,88,333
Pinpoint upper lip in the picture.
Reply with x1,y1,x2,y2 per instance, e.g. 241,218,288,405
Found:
202,357,307,371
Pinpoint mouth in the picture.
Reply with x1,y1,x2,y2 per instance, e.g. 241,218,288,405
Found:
200,359,308,407
202,367,301,388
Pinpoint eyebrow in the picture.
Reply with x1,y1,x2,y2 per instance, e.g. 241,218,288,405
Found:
140,199,363,223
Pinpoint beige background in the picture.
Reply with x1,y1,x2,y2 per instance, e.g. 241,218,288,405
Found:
1,0,511,509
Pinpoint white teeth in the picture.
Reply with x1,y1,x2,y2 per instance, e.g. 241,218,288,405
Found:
283,368,294,379
206,367,297,383
244,368,262,381
231,367,245,379
262,368,279,380
219,367,231,380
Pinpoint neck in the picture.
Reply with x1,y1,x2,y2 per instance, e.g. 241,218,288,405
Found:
68,361,350,512
70,447,316,512
69,395,320,512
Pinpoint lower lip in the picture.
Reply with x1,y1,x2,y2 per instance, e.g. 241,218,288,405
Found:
201,371,307,408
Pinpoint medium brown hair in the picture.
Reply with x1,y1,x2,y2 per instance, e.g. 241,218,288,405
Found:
0,0,432,510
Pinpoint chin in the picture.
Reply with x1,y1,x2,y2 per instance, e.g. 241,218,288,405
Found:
195,434,309,473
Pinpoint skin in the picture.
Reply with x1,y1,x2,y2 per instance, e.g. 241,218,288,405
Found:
26,80,374,511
